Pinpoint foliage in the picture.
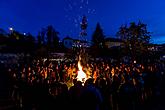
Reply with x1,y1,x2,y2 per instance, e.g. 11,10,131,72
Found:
0,29,36,53
91,22,107,58
37,32,42,48
46,25,60,50
116,21,151,61
24,33,36,52
92,23,105,48
0,28,7,36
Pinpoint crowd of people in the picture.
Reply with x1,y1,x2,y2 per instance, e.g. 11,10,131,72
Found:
5,57,165,110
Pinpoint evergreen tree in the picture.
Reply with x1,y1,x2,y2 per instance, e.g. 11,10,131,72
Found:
92,23,105,48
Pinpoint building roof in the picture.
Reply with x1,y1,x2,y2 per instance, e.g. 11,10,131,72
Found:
63,37,90,43
105,37,123,42
63,36,73,40
73,39,88,43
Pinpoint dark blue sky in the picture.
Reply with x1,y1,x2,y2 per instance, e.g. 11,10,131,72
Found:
0,0,165,44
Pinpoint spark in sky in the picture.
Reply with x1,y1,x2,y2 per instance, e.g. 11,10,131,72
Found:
64,0,96,35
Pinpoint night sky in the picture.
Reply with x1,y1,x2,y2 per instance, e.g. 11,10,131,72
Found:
0,0,165,44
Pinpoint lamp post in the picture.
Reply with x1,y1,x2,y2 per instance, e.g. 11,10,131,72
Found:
9,27,14,34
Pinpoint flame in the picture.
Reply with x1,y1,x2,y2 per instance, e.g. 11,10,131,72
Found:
76,56,87,83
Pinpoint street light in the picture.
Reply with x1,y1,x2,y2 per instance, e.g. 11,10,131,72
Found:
9,27,13,31
9,27,14,34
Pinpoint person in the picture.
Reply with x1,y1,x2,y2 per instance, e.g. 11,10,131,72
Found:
80,78,103,110
72,64,77,80
69,80,83,110
93,70,98,83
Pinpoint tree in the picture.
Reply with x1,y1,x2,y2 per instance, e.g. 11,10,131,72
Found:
117,21,151,62
0,28,7,41
46,25,59,51
91,23,105,58
7,30,23,52
0,28,7,36
37,32,42,48
92,23,105,48
41,28,46,45
0,28,8,52
24,33,35,52
4,28,36,53
52,29,60,50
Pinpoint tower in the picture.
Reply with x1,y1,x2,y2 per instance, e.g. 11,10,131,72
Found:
79,15,88,65
80,15,88,41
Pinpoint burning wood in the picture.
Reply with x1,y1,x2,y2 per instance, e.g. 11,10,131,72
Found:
76,56,87,83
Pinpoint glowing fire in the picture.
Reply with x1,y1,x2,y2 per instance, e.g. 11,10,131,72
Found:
76,56,87,83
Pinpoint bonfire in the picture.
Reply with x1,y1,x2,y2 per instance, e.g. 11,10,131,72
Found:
76,56,87,83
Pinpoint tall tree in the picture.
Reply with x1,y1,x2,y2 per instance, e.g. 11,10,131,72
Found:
8,30,23,51
25,33,35,49
92,23,105,48
37,32,42,47
52,30,60,49
0,28,7,36
41,28,46,45
36,30,47,57
46,25,59,50
117,21,151,61
0,28,8,51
